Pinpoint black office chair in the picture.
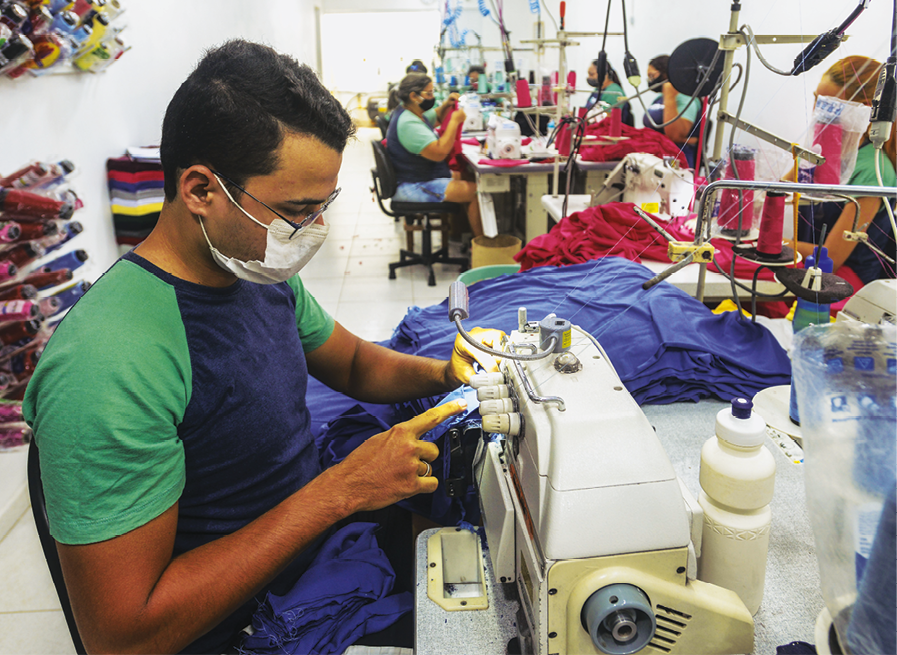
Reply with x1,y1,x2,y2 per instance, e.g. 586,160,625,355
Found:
370,141,468,286
28,439,87,655
375,114,390,140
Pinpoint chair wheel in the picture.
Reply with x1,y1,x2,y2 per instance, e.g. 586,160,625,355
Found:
428,271,436,286
389,269,397,280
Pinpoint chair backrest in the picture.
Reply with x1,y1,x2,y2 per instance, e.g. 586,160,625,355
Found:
28,440,87,655
371,140,398,200
375,115,390,140
620,101,635,127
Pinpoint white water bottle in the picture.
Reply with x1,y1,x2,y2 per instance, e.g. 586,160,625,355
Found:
697,398,776,615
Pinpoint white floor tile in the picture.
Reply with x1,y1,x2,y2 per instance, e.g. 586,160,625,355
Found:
344,254,403,279
339,276,414,304
300,254,349,279
0,511,61,613
0,610,76,654
348,237,403,258
335,301,413,343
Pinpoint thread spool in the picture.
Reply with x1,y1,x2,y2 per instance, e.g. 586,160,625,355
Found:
757,191,786,256
609,107,622,137
718,147,756,237
812,120,842,185
515,79,531,108
557,123,572,156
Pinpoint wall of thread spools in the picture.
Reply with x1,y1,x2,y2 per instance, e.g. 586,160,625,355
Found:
0,0,127,79
0,158,89,448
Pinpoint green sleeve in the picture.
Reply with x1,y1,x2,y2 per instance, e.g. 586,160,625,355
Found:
675,93,700,125
22,260,191,544
850,144,897,188
603,83,626,106
397,109,438,155
287,275,335,352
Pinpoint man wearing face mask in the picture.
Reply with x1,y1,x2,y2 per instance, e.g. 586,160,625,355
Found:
388,72,483,237
23,41,501,655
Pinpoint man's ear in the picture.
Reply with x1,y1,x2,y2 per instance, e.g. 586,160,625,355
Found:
179,165,217,217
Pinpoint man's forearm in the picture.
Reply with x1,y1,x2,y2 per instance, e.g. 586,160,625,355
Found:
345,340,454,403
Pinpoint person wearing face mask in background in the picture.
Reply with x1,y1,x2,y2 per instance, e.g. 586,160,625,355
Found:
23,41,501,655
467,64,490,93
790,55,896,287
387,72,483,237
584,60,634,126
643,54,702,168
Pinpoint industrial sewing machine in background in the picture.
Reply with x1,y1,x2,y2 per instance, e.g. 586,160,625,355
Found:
486,114,523,160
420,282,754,655
592,152,695,219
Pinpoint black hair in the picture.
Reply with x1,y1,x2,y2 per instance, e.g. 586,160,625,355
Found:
406,59,428,74
468,64,486,75
648,55,670,81
396,73,432,104
590,60,621,85
160,39,355,202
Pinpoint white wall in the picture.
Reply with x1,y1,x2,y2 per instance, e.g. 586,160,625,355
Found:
0,0,320,277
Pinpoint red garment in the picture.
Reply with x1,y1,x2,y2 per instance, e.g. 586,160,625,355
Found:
437,102,464,172
579,122,688,167
461,138,480,145
107,169,164,183
515,203,778,283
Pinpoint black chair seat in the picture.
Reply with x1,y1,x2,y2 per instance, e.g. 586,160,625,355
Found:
391,200,463,214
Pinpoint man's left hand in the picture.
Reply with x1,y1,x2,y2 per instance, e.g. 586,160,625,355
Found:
445,327,504,388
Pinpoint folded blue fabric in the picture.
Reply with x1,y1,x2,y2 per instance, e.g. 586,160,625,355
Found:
238,523,412,655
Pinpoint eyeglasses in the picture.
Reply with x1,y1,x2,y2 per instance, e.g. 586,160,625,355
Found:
418,90,435,99
210,169,340,239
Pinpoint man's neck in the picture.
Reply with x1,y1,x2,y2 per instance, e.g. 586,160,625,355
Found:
134,202,238,287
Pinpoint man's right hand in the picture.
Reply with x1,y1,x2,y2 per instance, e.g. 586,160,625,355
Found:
335,400,467,513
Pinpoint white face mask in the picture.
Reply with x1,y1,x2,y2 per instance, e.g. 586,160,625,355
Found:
200,180,330,284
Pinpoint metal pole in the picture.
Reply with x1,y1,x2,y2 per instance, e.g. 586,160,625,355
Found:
711,1,742,163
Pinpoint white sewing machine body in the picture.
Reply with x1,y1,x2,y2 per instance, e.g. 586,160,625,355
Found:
474,323,753,654
459,92,484,132
593,152,695,219
485,113,522,160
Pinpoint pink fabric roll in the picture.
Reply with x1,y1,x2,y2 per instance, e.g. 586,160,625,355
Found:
551,71,559,105
757,191,786,255
609,107,622,137
718,152,756,232
516,79,532,108
813,121,842,185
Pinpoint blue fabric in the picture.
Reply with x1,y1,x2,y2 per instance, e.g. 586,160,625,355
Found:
108,179,165,193
314,387,483,526
394,177,451,203
387,107,451,185
122,253,325,655
847,482,896,655
238,522,412,655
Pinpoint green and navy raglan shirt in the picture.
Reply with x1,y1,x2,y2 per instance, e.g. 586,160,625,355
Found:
23,250,335,654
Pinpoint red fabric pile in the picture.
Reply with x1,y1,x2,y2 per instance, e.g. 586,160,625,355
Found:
514,202,777,282
579,122,688,167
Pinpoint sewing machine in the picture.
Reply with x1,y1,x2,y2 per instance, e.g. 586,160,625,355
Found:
423,287,754,654
459,93,484,132
593,152,695,219
486,114,522,160
835,278,896,326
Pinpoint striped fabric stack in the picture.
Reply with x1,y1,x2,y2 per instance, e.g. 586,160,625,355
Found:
107,150,163,249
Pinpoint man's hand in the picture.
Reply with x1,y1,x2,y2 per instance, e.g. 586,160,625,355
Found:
335,400,468,513
445,327,504,388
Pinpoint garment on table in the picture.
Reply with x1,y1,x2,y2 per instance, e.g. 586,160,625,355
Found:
238,522,413,655
387,107,451,186
386,259,790,405
585,81,625,111
579,121,688,168
514,202,776,282
478,158,530,167
23,251,335,654
642,92,701,168
797,143,896,284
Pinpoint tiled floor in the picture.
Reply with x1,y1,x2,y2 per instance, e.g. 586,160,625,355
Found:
0,127,468,654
